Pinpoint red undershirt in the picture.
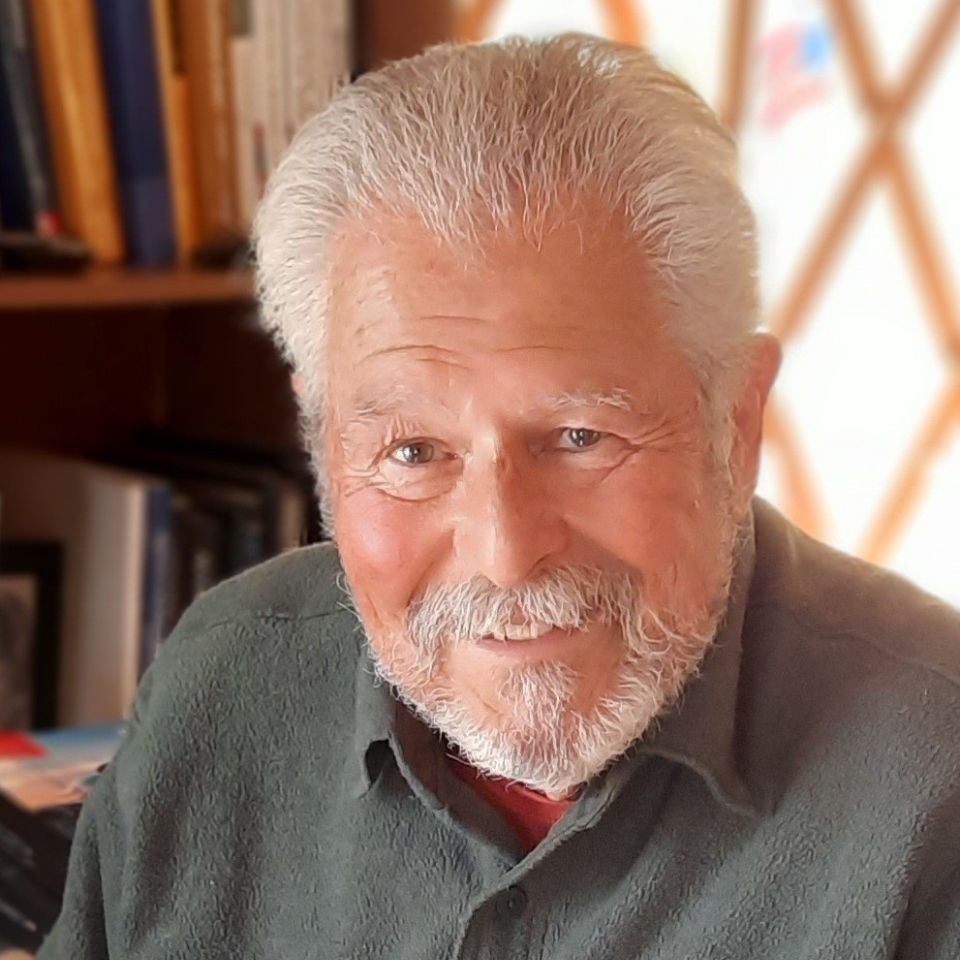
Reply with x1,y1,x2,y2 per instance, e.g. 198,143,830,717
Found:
446,752,578,853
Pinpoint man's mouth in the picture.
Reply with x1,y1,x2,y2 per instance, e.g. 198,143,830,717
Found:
475,619,594,657
486,620,557,642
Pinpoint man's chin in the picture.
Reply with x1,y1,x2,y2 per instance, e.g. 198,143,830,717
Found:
421,633,718,795
416,669,635,795
365,582,728,794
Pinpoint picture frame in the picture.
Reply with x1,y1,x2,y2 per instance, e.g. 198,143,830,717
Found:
0,541,62,730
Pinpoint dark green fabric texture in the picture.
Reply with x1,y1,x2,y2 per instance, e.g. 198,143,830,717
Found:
38,499,960,958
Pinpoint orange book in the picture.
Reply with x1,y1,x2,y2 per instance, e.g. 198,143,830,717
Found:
29,0,125,264
177,0,241,245
151,0,201,263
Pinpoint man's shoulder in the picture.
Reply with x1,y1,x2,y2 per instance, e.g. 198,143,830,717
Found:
97,545,366,872
742,501,960,839
747,500,960,801
134,542,361,729
176,540,349,632
750,497,960,692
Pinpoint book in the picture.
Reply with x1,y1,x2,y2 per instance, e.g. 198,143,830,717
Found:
0,786,63,951
281,0,297,145
177,0,241,246
93,0,176,266
28,0,125,264
235,0,352,223
0,541,63,731
284,0,321,144
150,0,201,263
229,0,258,227
183,483,265,576
166,493,224,637
252,0,285,184
0,450,173,725
117,448,304,557
107,431,319,643
0,724,125,813
0,724,125,953
139,483,174,678
0,0,60,236
161,481,264,640
279,0,352,164
0,945,34,958
114,429,314,556
313,0,352,114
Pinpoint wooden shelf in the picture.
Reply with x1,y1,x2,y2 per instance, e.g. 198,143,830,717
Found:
0,267,254,312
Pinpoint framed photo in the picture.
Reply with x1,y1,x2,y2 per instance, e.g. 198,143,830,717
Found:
0,541,62,729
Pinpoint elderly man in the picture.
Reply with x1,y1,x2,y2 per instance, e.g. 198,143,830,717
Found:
41,34,958,959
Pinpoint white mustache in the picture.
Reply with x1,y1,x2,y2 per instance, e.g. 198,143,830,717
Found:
407,565,640,653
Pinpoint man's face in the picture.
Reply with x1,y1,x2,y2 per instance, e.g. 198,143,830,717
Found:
320,209,763,796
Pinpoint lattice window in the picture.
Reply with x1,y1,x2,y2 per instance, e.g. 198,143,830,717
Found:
456,0,960,605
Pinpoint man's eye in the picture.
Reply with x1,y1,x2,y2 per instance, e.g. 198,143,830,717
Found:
561,428,605,450
389,441,437,465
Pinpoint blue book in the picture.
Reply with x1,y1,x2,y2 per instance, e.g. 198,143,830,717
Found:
0,0,60,233
93,0,175,265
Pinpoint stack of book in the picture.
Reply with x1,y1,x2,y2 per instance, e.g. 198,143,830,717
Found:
0,434,320,728
0,0,352,268
0,723,125,953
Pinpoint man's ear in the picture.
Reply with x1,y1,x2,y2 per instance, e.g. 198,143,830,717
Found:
729,333,782,513
290,372,305,399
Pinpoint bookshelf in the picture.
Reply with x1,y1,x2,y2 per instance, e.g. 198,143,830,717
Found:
0,0,458,721
0,267,254,312
0,2,459,951
0,295,298,458
0,0,456,455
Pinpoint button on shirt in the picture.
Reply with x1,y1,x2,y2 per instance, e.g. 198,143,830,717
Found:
39,499,960,959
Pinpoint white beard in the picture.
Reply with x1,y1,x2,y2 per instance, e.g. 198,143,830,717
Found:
360,545,737,798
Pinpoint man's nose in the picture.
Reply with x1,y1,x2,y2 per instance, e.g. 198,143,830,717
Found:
453,451,569,589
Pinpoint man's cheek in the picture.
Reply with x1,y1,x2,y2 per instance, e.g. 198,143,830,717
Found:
335,491,436,622
574,467,694,557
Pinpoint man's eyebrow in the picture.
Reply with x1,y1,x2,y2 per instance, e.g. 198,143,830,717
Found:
340,387,638,428
544,388,635,413
346,397,399,424
341,387,416,427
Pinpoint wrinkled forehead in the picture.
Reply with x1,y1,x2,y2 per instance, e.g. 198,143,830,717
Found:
324,205,680,393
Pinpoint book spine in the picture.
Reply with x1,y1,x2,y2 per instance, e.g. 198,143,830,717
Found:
281,0,296,143
288,0,314,134
330,0,352,92
170,500,223,632
150,0,201,263
0,793,65,952
252,0,284,181
284,0,349,136
138,481,173,677
179,0,240,245
0,0,60,235
316,0,350,114
222,507,265,575
28,0,125,263
93,0,176,266
229,0,258,228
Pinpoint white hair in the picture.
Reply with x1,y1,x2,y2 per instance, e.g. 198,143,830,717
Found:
254,32,759,453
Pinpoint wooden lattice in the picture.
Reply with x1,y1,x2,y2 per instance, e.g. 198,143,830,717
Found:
456,0,646,44
458,0,960,561
458,0,960,566
724,0,960,560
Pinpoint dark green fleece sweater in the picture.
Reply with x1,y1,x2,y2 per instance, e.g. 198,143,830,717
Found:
38,499,960,958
